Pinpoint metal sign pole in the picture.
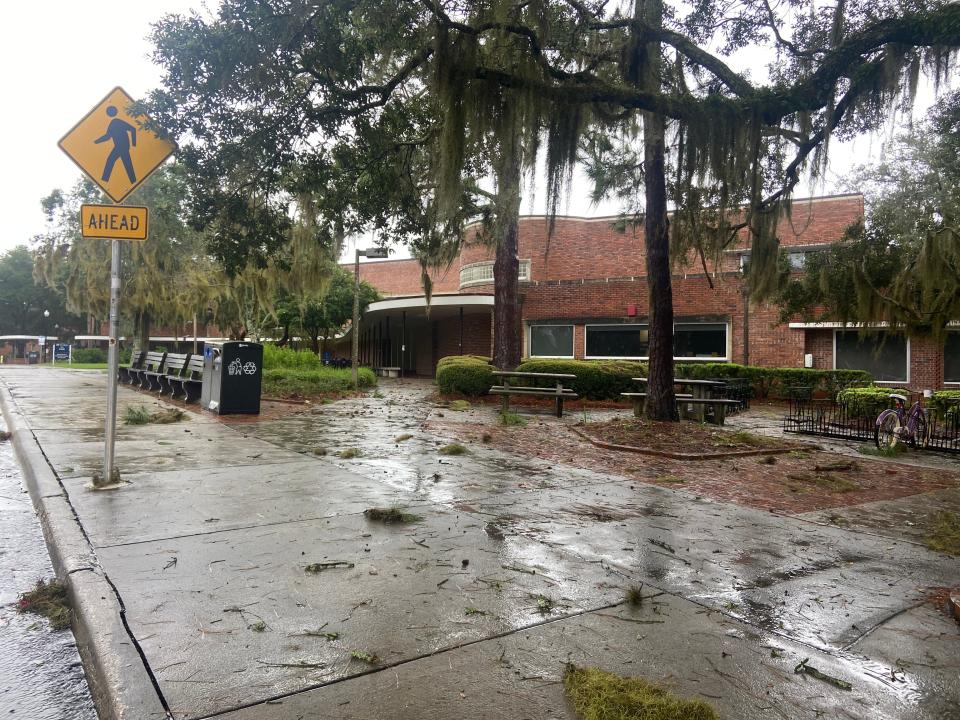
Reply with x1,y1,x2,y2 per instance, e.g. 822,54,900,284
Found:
101,239,121,487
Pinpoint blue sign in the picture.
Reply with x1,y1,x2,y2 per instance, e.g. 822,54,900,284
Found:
53,343,71,362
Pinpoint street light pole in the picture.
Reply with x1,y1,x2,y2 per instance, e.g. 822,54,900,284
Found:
352,248,361,389
352,246,389,388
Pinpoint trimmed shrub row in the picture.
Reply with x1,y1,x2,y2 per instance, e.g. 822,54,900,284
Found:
836,385,908,417
436,355,494,396
262,366,376,397
517,359,648,400
434,355,873,401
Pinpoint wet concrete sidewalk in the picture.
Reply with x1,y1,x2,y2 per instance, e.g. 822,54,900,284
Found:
1,367,958,720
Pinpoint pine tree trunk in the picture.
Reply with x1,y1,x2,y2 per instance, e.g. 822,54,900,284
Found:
136,311,151,352
639,0,677,420
492,128,523,371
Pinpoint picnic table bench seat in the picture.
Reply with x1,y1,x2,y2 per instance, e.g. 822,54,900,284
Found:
489,370,578,418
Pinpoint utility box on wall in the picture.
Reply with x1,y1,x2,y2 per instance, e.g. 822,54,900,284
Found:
804,353,814,368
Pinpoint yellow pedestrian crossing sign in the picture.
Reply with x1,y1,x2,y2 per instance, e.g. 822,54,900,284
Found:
58,87,176,203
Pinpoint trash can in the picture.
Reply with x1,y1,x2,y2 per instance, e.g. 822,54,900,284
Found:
201,341,263,414
27,351,40,365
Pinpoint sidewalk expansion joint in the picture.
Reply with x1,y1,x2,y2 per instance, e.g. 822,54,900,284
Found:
192,599,625,720
839,600,926,651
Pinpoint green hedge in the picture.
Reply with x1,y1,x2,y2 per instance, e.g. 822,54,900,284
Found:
517,359,648,400
72,347,107,364
436,356,494,396
673,363,870,399
434,355,872,401
262,366,375,397
930,390,960,421
262,344,322,370
836,385,907,418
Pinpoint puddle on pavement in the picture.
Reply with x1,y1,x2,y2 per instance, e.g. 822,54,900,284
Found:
0,438,97,719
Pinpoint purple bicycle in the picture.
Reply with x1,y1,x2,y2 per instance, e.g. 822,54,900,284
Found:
874,393,928,451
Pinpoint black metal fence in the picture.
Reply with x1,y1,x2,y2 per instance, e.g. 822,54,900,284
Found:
782,397,960,454
709,378,751,413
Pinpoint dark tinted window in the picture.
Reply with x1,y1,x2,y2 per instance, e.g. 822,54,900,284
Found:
945,333,960,383
586,325,649,358
835,331,907,382
674,323,727,358
530,325,573,357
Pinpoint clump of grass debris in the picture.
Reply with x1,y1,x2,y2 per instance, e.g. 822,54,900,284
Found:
659,474,685,484
926,511,960,556
757,455,778,465
438,443,467,456
857,444,905,458
248,620,267,632
363,506,422,524
786,473,859,493
394,433,413,443
0,429,11,441
448,400,471,411
17,579,71,630
350,649,380,664
625,585,645,607
500,411,526,427
464,607,488,616
123,406,185,426
535,595,555,614
563,664,718,720
312,447,328,456
482,432,493,443
338,447,362,459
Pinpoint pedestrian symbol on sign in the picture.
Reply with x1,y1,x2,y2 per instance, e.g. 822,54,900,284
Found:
94,106,137,184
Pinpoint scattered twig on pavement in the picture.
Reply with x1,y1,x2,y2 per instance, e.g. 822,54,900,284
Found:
793,658,853,690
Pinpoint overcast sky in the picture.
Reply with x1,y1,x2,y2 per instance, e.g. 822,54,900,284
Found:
0,1,933,260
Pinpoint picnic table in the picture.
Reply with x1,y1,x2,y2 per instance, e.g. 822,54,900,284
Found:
489,371,578,418
625,377,739,424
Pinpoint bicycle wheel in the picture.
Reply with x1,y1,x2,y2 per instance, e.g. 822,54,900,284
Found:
875,411,900,450
910,413,929,449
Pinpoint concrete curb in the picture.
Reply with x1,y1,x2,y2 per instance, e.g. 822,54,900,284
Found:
0,376,169,720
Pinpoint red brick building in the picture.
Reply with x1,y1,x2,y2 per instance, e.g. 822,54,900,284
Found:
345,193,960,390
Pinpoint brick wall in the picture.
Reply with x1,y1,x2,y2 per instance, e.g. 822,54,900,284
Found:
805,330,834,369
351,258,460,298
432,312,493,370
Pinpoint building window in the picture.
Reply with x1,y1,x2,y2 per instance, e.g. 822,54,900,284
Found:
834,331,908,382
945,332,960,383
585,324,649,358
674,323,728,359
459,260,530,289
529,325,574,358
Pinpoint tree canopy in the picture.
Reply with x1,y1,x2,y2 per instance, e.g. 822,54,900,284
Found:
0,245,80,337
777,92,960,339
145,0,960,416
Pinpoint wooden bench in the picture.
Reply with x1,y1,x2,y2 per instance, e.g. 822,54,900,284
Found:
677,397,742,425
620,392,693,418
118,350,144,383
158,353,190,397
489,371,578,418
130,351,166,388
167,355,204,403
140,351,174,392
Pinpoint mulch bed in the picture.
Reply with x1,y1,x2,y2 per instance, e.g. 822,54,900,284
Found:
426,417,960,514
574,418,797,459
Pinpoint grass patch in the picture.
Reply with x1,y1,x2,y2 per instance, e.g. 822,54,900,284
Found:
857,444,906,458
926,512,960,556
123,406,185,426
448,399,471,411
499,411,526,426
262,366,376,398
563,664,718,720
48,362,109,370
438,443,467,456
721,430,775,447
363,507,422,524
338,448,362,459
786,473,859,493
394,433,413,443
350,649,380,664
17,579,71,630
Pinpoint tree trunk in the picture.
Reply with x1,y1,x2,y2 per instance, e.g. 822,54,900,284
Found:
277,324,290,347
492,127,523,371
638,0,677,420
311,333,320,354
136,311,151,352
